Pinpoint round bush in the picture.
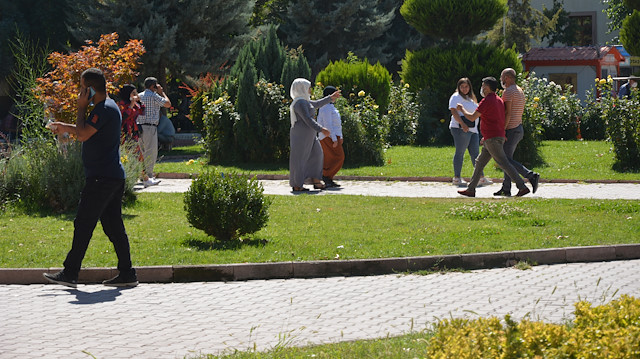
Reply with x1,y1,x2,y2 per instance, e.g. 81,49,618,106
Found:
621,10,640,56
184,170,271,241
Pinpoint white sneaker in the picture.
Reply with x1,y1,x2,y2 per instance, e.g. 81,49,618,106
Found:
452,177,465,186
477,177,493,187
143,178,161,188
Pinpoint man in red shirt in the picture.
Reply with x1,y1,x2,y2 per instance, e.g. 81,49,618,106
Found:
456,77,530,197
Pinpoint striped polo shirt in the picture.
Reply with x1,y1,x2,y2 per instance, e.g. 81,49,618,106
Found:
501,85,525,130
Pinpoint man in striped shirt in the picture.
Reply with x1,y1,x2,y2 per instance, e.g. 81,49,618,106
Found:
494,68,540,197
137,77,171,187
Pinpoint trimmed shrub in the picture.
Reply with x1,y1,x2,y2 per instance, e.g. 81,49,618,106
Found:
580,87,607,140
621,10,640,56
315,53,392,114
401,42,522,144
183,170,271,241
400,0,507,41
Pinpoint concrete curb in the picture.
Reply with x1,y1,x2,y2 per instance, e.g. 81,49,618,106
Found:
3,244,639,285
156,172,640,184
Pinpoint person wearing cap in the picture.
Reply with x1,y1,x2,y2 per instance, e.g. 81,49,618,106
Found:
317,85,344,188
288,78,341,192
618,76,638,99
456,76,530,197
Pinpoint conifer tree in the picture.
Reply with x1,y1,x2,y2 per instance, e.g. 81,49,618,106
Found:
66,0,257,81
279,0,397,73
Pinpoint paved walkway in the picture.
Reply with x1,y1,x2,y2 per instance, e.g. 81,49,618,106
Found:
137,177,640,200
2,178,639,358
2,260,639,358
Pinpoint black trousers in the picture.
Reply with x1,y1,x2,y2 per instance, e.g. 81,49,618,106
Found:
63,178,133,278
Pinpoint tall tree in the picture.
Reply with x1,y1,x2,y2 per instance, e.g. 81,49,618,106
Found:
279,0,397,74
541,0,579,46
0,1,73,80
66,0,258,82
485,0,558,53
603,0,633,41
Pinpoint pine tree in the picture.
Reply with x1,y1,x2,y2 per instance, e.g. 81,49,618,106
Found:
66,0,257,81
234,61,262,161
279,0,397,74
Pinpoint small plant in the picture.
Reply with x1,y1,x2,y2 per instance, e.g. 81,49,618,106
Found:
447,202,531,220
184,170,271,241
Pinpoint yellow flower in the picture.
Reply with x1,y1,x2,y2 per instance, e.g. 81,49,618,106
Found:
533,103,539,109
595,78,600,83
560,96,567,101
388,110,393,114
267,83,272,88
608,76,613,84
316,82,322,87
599,79,607,85
533,97,540,102
358,90,365,97
213,97,223,105
404,83,410,88
440,118,445,123
120,156,128,164
373,105,379,110
187,159,195,165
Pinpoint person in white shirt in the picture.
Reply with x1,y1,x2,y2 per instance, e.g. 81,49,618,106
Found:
448,77,491,187
137,77,171,187
317,86,344,188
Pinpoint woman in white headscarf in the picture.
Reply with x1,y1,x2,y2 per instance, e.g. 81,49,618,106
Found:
289,78,341,192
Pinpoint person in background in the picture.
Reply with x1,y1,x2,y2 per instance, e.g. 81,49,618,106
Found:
137,77,171,188
448,77,491,187
288,78,341,192
43,68,138,288
495,68,540,197
456,77,530,198
618,76,638,99
118,84,144,161
317,85,344,188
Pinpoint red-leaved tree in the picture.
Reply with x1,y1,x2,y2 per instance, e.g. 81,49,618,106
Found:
35,33,145,123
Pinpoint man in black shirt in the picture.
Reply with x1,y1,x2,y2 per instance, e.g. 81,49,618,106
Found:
44,68,137,288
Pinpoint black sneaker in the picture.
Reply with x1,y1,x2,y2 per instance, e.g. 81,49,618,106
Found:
529,173,540,193
43,270,77,288
103,272,138,287
493,189,512,197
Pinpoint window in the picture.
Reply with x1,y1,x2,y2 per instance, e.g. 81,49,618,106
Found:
568,12,596,46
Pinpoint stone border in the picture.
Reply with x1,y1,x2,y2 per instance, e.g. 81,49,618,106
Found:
3,244,639,285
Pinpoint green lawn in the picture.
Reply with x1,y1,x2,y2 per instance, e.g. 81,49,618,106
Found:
154,141,640,181
2,193,638,268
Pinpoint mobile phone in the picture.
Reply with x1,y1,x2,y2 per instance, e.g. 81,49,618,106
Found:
87,87,96,100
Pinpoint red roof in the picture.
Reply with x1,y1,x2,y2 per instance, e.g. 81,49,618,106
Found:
522,46,625,62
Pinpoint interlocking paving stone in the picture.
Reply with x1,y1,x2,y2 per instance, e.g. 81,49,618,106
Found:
2,259,639,358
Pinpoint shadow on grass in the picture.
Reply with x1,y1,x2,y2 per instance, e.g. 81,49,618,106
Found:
183,237,269,251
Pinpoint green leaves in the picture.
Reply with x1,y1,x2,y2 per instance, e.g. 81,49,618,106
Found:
401,0,508,42
621,10,640,56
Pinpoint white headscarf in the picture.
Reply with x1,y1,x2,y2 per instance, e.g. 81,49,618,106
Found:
289,78,311,128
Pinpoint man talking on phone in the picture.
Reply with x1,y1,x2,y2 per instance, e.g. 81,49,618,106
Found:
44,68,138,287
137,77,171,187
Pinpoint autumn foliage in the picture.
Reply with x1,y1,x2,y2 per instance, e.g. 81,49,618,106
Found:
35,32,145,123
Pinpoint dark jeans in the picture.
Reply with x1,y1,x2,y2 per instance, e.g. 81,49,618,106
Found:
502,125,534,192
63,178,133,279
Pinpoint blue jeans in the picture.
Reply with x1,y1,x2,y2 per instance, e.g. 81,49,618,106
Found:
466,137,527,191
450,128,481,178
502,125,533,192
63,177,134,279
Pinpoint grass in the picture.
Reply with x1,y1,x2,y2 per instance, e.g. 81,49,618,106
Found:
154,140,640,181
2,193,639,268
192,331,436,359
